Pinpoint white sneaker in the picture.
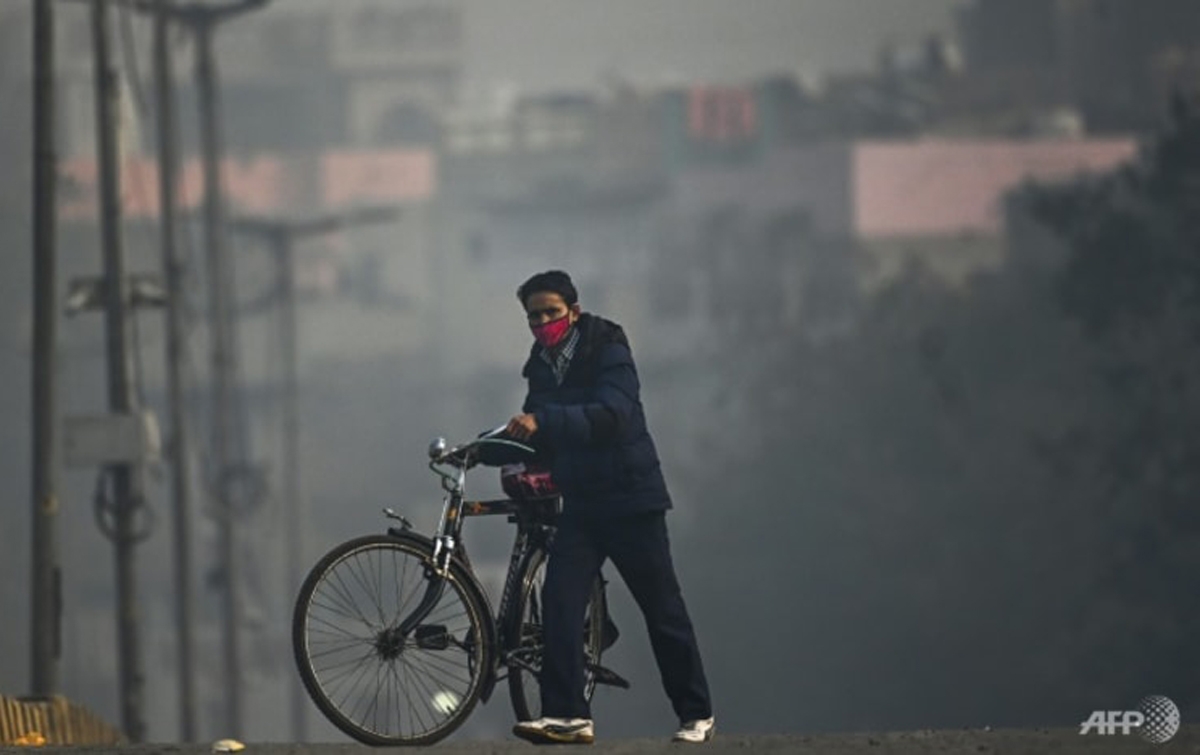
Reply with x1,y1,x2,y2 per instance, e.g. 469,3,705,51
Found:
513,717,595,744
672,716,715,743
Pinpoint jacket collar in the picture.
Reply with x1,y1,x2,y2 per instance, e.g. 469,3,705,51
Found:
521,312,628,379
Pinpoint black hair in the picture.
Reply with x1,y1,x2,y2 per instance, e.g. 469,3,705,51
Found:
517,269,578,308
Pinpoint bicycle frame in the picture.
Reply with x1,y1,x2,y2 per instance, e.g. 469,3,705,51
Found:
380,430,554,690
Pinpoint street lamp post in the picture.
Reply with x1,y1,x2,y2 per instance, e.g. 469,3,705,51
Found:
232,206,400,742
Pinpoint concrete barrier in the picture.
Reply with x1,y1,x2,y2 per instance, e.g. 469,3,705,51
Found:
0,694,123,746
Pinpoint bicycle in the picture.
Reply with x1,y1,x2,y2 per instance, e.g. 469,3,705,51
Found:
292,426,629,746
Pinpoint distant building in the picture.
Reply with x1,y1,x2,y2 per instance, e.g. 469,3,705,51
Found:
0,1,463,159
50,59,1142,358
211,0,462,153
848,137,1136,285
650,136,1138,350
956,0,1200,132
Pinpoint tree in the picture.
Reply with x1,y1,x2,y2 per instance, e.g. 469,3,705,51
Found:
667,97,1200,731
1020,92,1200,706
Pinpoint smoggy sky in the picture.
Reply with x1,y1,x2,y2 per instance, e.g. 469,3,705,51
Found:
460,0,967,96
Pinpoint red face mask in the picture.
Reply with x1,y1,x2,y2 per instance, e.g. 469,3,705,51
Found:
531,315,572,348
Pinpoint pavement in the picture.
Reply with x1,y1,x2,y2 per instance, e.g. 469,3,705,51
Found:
22,725,1200,754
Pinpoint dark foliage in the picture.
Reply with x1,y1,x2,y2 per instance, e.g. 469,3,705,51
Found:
668,101,1200,732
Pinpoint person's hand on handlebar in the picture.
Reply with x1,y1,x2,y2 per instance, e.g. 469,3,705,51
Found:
506,413,538,441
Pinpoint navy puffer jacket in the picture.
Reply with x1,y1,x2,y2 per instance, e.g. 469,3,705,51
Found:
522,312,671,517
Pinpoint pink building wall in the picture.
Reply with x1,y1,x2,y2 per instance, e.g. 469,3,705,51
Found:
58,139,1139,242
58,148,436,221
852,138,1138,239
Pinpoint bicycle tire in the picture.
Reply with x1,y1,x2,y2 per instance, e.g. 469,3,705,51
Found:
293,533,493,746
506,546,605,721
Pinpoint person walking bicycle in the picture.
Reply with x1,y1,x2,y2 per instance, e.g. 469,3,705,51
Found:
506,270,715,745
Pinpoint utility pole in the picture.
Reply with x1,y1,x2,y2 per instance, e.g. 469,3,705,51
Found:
92,0,147,741
269,225,302,743
196,14,241,739
152,0,197,741
175,1,268,737
31,0,61,701
270,226,304,745
125,0,268,738
231,206,399,742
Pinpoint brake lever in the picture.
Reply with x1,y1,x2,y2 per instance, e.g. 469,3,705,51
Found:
480,423,509,439
476,437,537,455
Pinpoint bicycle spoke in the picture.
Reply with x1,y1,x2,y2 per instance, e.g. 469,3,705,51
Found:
380,659,394,735
408,646,474,675
308,640,371,663
391,657,415,734
344,651,388,728
345,551,388,628
343,549,379,628
365,662,394,737
407,657,462,697
309,588,364,625
305,613,364,634
312,584,370,629
407,651,473,687
424,604,469,624
308,598,372,633
399,653,451,723
397,658,418,736
373,548,386,632
402,655,433,733
363,660,383,733
394,568,424,625
389,546,412,626
322,647,379,706
322,567,378,629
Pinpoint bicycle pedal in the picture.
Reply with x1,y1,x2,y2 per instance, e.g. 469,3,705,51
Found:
414,624,450,650
589,664,631,689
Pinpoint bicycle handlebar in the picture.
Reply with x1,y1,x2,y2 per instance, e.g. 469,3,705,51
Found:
428,425,536,470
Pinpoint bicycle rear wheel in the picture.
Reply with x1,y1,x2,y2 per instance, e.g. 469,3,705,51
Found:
507,547,605,721
293,534,492,746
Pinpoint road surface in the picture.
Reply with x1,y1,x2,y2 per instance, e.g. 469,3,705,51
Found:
35,724,1200,754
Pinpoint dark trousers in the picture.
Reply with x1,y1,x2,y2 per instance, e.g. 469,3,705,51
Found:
539,510,712,722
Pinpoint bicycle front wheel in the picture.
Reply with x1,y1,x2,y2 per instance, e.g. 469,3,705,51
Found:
507,547,606,721
293,534,492,746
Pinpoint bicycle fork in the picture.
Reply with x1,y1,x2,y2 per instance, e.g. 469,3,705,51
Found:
379,507,460,650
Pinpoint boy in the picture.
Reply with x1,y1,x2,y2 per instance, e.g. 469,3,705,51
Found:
506,270,714,745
